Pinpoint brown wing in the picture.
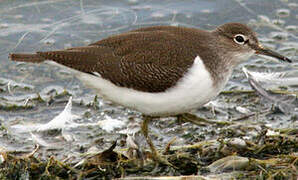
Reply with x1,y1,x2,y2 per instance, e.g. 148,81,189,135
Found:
37,26,208,92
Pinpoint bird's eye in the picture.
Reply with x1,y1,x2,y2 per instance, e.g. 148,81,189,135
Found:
234,34,246,45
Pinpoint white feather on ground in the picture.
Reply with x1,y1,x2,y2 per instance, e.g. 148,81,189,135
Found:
242,67,298,86
242,67,297,114
37,96,80,131
11,96,80,132
11,96,126,134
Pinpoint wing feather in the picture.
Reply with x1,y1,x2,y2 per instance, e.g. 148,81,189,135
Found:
38,26,208,92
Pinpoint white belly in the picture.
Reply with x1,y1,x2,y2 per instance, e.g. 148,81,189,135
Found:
47,56,230,116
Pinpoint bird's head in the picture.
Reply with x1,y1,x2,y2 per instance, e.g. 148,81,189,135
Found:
214,22,292,64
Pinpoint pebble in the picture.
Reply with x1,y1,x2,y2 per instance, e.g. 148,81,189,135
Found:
228,138,247,149
236,106,251,114
266,129,280,136
276,9,290,18
208,155,249,172
285,25,297,32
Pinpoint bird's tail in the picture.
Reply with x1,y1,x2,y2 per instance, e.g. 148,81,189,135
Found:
9,53,45,63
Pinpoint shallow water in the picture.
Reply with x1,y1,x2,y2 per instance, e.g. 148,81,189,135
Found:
0,0,297,177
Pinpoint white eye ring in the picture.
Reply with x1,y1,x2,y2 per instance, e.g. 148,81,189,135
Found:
234,34,246,45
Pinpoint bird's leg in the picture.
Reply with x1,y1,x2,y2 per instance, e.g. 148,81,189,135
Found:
141,116,157,157
141,115,176,168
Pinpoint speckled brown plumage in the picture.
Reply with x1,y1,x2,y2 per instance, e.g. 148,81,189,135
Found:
9,23,262,92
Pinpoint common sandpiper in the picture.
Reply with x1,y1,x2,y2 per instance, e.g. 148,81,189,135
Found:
9,22,293,164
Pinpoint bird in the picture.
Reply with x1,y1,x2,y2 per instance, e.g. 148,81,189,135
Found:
9,22,292,165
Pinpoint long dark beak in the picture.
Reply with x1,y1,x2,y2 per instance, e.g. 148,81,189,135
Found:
253,44,292,63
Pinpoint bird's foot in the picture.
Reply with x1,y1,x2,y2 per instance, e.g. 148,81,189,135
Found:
141,116,177,169
144,134,177,169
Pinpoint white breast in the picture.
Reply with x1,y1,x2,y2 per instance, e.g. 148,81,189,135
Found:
48,56,230,116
